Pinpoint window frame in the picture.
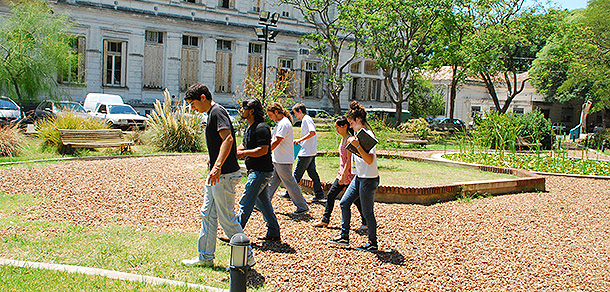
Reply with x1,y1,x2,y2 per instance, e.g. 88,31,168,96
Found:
103,40,127,87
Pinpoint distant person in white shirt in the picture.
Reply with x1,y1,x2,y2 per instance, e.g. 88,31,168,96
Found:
265,102,309,215
291,103,325,202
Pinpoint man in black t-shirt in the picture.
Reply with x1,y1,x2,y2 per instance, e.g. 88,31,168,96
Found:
181,84,254,267
236,98,281,241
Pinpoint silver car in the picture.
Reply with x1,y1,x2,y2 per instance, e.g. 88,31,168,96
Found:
0,96,23,125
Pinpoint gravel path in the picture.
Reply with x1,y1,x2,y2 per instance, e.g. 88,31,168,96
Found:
1,153,610,291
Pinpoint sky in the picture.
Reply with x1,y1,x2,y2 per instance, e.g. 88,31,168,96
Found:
533,0,589,10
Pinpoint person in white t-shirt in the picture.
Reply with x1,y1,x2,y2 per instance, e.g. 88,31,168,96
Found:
265,102,309,215
328,101,379,252
291,103,325,202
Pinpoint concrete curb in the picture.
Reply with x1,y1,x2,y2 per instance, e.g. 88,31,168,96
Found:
434,152,610,180
300,151,545,205
0,258,226,291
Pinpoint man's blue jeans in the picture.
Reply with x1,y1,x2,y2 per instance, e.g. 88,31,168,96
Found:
339,176,379,245
294,155,324,198
238,170,280,238
197,170,252,261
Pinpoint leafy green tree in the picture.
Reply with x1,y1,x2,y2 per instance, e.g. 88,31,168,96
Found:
0,0,72,108
530,0,610,126
282,0,365,114
358,0,451,124
407,74,445,119
428,0,476,122
466,0,558,113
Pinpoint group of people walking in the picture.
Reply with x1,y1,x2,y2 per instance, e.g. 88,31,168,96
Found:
181,83,380,267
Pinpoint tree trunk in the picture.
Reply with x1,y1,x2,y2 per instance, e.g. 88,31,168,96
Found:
449,78,458,122
480,72,502,113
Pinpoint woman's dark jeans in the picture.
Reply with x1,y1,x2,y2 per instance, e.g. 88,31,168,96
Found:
321,179,366,226
339,176,379,245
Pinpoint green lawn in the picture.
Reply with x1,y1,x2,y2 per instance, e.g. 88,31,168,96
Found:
0,192,268,291
0,265,201,292
314,156,518,186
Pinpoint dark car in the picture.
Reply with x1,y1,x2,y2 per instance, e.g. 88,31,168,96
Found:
429,118,466,132
34,100,90,121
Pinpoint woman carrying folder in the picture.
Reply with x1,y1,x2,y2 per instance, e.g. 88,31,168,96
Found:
312,116,367,230
328,101,379,252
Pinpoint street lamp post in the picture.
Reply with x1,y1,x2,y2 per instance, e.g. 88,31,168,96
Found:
255,11,280,99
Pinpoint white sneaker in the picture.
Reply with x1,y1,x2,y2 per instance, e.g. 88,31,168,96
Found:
181,257,214,267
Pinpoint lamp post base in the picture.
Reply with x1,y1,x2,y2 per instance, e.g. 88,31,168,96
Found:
229,267,249,292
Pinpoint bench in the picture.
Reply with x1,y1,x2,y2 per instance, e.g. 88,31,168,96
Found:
516,136,541,150
389,133,429,145
58,129,134,152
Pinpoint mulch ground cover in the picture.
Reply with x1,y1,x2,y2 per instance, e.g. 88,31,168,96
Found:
1,152,609,291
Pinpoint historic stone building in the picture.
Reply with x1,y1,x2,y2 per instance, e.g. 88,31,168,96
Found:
38,0,352,114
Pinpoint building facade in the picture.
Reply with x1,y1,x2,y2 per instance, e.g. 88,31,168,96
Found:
35,0,344,114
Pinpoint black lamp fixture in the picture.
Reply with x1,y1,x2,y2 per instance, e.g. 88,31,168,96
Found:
254,11,280,99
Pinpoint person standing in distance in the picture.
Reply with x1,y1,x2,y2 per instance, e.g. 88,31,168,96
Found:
235,98,281,241
266,102,309,215
328,101,379,252
181,84,254,267
291,103,325,202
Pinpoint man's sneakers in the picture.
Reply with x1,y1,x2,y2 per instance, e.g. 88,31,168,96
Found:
310,194,325,203
290,208,309,216
356,242,378,252
182,256,256,267
181,257,214,267
327,236,349,247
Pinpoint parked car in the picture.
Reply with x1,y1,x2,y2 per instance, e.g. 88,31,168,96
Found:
293,108,332,127
90,103,148,130
308,108,332,119
552,122,567,134
83,93,124,113
593,124,604,133
0,96,24,125
225,108,240,124
428,118,466,132
34,100,90,121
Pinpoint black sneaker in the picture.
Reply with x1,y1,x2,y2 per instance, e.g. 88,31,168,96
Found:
356,242,378,252
310,195,325,203
327,236,349,247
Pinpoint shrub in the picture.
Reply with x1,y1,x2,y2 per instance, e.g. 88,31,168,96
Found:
0,124,23,157
471,111,522,150
399,118,431,140
518,110,555,150
367,116,395,149
147,90,205,152
591,129,610,150
36,111,108,153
